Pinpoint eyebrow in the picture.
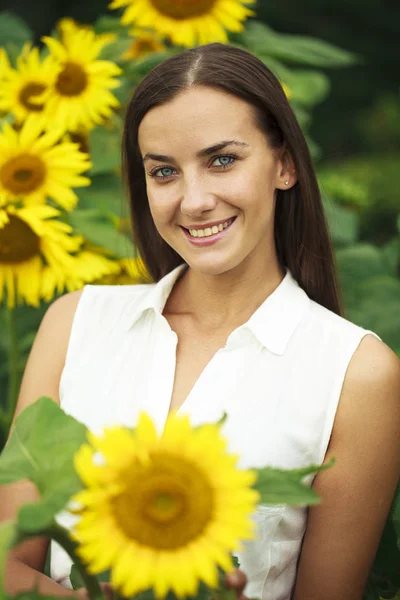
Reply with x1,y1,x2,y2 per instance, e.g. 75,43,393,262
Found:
142,140,249,163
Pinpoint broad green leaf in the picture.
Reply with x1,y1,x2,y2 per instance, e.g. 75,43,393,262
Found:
76,173,127,218
93,14,127,34
284,70,330,106
344,276,400,347
323,197,359,245
68,209,132,260
0,520,16,597
241,22,358,67
98,37,133,62
88,126,122,176
0,397,87,532
254,462,331,506
0,11,32,50
336,244,390,285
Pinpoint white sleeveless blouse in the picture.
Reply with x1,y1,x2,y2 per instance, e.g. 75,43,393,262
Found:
51,265,378,600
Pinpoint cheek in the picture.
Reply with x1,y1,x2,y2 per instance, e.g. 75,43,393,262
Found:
147,187,176,229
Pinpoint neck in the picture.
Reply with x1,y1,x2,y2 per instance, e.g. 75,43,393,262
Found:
165,255,285,331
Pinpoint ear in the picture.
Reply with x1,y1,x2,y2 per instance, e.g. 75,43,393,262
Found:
275,148,297,191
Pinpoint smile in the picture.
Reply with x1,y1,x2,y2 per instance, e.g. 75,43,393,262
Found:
181,217,237,247
187,217,235,238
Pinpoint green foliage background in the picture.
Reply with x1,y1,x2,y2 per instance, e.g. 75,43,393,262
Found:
0,1,399,598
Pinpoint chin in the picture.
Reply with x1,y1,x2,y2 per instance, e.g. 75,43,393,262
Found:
184,255,243,277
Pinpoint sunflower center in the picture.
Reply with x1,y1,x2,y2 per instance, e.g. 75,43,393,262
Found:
56,62,88,96
19,82,46,111
0,154,46,195
151,0,216,19
112,453,214,549
0,215,40,263
135,39,159,53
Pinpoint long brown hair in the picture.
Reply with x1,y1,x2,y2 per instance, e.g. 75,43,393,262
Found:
122,43,342,315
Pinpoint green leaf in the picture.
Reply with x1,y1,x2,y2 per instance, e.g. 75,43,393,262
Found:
344,276,400,347
0,520,17,597
397,214,400,235
323,197,359,244
69,564,84,590
241,22,359,67
68,209,132,259
0,397,87,532
0,11,32,50
336,246,395,288
77,173,127,219
254,461,333,506
284,70,330,106
88,125,122,176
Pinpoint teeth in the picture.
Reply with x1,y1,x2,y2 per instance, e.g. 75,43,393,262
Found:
188,219,232,238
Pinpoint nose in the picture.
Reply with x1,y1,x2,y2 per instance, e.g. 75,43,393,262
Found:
180,175,217,217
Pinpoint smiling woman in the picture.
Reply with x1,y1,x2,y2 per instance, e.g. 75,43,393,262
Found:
2,43,400,600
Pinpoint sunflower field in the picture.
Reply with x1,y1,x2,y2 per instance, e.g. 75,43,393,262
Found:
0,0,399,598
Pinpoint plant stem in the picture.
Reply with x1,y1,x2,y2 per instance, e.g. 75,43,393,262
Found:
50,523,103,600
6,306,19,420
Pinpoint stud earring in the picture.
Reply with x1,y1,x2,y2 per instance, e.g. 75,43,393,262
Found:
284,180,289,185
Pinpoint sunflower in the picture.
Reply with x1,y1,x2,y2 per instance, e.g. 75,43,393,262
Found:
57,17,117,49
98,256,152,284
0,117,91,210
109,0,255,47
0,47,10,82
121,29,166,61
72,412,259,598
0,204,81,308
281,82,292,100
41,27,122,132
41,247,121,301
0,43,59,123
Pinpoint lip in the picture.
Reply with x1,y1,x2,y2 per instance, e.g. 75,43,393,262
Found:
181,216,236,230
181,216,237,247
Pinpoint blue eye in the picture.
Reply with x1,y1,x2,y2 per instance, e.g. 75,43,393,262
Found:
212,155,236,168
150,166,175,178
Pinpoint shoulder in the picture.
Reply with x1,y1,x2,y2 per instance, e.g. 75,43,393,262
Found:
342,335,400,416
37,289,83,341
333,335,400,448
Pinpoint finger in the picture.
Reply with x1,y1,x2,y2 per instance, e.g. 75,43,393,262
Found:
225,569,247,594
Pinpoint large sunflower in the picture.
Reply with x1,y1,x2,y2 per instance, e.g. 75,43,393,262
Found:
0,44,59,123
41,27,122,132
0,117,91,210
0,204,81,308
41,246,121,301
98,256,152,284
121,29,166,61
109,0,255,47
0,47,10,82
72,413,258,598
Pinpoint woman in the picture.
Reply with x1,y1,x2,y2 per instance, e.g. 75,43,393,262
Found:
2,44,399,600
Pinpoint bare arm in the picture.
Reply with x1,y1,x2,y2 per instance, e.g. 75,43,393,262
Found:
293,335,400,600
1,291,83,597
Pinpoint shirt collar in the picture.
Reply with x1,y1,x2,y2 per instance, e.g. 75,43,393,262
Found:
127,264,188,330
127,264,309,356
244,270,309,355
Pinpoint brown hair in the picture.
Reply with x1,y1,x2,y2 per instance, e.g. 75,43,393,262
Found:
122,43,342,315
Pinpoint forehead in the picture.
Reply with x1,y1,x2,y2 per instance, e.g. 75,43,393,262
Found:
138,86,258,152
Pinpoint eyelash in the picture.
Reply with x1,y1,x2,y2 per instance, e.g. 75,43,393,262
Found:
148,154,238,180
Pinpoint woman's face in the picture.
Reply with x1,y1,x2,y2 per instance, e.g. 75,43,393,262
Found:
138,86,292,277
